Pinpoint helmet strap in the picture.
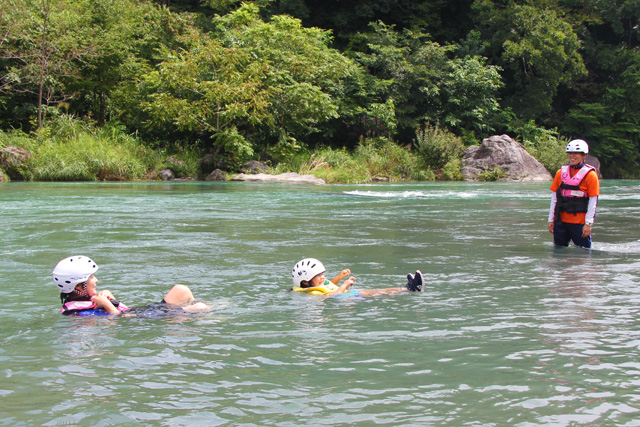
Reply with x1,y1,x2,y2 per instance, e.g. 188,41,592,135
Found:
73,282,89,297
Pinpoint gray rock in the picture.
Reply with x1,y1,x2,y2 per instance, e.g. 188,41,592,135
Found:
157,169,174,181
242,160,269,174
585,155,602,178
0,146,31,180
232,172,325,185
205,169,226,181
461,134,552,182
163,156,185,167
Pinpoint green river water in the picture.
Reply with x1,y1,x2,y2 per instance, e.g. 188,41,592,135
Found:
1,180,639,426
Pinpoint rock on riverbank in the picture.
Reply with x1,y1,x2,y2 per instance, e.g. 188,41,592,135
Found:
461,134,553,182
231,172,325,185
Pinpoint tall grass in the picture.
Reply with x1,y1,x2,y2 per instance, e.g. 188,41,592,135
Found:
276,138,434,183
1,117,166,181
414,124,465,170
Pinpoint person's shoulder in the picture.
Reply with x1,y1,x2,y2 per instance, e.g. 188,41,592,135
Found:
584,167,600,182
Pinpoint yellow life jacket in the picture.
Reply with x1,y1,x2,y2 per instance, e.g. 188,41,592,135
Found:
291,286,331,295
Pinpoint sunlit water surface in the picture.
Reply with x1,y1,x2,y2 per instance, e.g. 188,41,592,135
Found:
1,180,639,426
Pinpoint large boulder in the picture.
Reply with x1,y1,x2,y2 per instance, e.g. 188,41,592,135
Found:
157,169,174,181
585,155,602,178
241,160,269,175
232,172,325,185
461,135,552,182
205,169,226,181
0,146,31,180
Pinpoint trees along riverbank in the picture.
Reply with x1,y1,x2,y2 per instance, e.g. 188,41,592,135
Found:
1,1,637,180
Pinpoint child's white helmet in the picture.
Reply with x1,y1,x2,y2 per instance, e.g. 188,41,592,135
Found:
565,139,589,154
292,258,325,287
52,255,99,293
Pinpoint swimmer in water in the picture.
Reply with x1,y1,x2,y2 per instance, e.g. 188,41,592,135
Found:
290,258,424,297
53,255,209,316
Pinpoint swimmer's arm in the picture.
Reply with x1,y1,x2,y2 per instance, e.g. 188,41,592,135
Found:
326,277,356,297
91,294,120,314
331,269,351,284
96,289,115,300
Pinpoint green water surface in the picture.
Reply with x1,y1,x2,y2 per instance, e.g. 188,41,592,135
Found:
1,180,639,426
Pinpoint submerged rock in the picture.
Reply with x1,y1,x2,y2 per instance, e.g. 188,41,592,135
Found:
461,134,552,182
232,172,325,185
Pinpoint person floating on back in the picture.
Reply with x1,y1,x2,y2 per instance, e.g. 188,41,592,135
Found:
290,258,424,297
53,255,209,316
547,139,600,249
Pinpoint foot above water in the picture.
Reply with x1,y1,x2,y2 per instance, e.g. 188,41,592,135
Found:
406,270,423,292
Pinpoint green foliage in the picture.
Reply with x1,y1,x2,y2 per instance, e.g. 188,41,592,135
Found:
348,22,503,141
2,0,640,179
266,134,303,164
477,166,506,181
145,3,356,162
523,138,567,175
508,119,567,174
562,46,640,177
473,2,586,119
144,38,269,134
413,124,465,170
0,0,98,127
213,126,255,170
9,116,156,181
354,137,419,180
212,4,356,143
277,138,431,184
441,158,464,181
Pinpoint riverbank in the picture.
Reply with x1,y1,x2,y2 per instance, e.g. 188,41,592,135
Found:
0,126,444,184
0,117,575,184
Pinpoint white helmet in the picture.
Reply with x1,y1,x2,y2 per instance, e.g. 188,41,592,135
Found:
566,139,589,154
292,258,325,287
52,255,99,293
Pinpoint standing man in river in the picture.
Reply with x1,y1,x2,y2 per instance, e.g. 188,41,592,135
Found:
547,139,600,249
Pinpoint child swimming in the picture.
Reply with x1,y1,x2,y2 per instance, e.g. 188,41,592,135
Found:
290,258,424,297
52,255,209,316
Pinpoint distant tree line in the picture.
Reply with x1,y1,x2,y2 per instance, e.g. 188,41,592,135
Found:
1,0,638,178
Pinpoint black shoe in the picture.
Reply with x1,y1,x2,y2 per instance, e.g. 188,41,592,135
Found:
406,270,423,292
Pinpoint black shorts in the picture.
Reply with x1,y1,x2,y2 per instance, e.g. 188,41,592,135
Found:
126,300,187,318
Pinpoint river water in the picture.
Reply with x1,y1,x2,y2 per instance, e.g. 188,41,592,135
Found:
1,180,639,426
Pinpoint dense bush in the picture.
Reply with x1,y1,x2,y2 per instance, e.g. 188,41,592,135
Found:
413,124,465,171
523,138,567,175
